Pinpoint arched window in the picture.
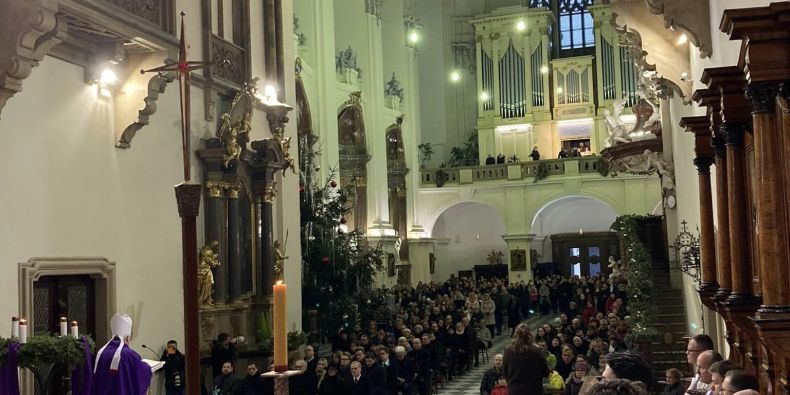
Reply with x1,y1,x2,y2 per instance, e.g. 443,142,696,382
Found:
558,0,594,52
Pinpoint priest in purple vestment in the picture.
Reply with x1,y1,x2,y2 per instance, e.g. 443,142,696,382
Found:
91,314,153,395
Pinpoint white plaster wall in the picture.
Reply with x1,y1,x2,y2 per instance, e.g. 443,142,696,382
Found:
529,196,619,262
432,202,507,282
0,57,192,349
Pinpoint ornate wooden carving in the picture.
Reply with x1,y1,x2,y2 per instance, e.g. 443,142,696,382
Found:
0,0,63,118
104,0,175,33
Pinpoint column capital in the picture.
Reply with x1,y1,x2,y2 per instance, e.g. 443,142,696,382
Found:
712,135,727,159
745,83,782,114
680,115,715,160
720,122,750,146
693,157,714,175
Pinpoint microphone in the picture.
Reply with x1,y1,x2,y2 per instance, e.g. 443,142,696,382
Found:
141,344,161,359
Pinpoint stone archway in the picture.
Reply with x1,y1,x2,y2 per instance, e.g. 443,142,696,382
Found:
431,202,507,281
529,196,619,277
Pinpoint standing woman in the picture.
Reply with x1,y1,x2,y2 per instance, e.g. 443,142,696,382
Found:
502,323,549,394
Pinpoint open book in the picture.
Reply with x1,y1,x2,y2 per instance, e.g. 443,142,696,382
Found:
142,359,165,373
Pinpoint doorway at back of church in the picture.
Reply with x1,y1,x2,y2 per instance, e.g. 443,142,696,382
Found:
33,275,96,395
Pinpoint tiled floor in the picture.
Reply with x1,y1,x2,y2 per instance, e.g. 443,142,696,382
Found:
437,315,554,395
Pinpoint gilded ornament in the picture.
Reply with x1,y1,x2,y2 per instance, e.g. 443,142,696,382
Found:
263,184,277,203
273,239,288,281
227,185,240,199
198,241,221,307
207,182,224,198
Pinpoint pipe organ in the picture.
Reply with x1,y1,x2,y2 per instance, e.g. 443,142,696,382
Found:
472,3,639,162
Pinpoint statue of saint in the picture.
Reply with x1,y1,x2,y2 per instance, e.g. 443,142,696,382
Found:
198,241,221,307
274,239,288,280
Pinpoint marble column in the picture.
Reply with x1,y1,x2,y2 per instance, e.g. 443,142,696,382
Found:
206,182,229,304
227,185,242,302
259,184,276,300
680,116,718,298
361,7,393,237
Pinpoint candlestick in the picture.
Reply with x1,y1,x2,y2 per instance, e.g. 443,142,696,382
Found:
273,281,287,372
71,321,79,338
19,319,27,344
11,317,19,339
60,317,68,336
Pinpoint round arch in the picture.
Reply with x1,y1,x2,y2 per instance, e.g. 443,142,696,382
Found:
432,202,507,281
424,198,506,237
529,195,619,234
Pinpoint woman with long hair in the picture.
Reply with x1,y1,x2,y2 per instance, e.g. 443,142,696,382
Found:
502,323,549,394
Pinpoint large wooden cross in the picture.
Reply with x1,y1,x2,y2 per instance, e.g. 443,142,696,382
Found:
141,13,212,395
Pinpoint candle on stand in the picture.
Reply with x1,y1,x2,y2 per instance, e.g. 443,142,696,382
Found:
273,280,288,372
19,319,27,344
60,317,68,336
11,317,19,339
71,321,79,338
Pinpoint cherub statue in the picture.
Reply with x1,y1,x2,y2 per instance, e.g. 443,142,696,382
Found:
274,239,289,280
218,113,241,167
198,241,221,307
603,99,632,148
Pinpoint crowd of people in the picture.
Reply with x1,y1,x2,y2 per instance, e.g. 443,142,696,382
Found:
204,270,760,395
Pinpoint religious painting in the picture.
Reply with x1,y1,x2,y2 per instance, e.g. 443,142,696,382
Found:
429,253,436,274
510,248,527,271
397,265,411,285
387,253,396,277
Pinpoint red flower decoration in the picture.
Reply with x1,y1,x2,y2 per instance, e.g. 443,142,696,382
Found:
299,185,305,192
340,217,347,224
330,180,337,188
321,256,330,264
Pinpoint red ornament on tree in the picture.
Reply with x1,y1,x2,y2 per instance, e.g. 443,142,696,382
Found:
321,256,330,264
330,180,337,188
299,185,305,192
340,217,347,224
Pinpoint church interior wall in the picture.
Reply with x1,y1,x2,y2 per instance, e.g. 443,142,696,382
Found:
0,56,198,349
431,202,507,282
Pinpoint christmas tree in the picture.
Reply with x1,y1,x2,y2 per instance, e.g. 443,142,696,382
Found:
298,133,385,337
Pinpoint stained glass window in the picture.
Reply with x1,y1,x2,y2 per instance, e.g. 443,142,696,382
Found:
558,0,594,51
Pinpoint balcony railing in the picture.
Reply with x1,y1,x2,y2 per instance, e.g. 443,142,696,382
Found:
420,157,605,187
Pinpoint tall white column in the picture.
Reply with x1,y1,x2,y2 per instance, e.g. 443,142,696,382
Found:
404,45,425,237
312,0,340,183
362,13,394,236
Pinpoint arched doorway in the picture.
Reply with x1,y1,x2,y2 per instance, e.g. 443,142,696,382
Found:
386,116,408,259
432,202,506,281
338,92,370,233
530,196,619,277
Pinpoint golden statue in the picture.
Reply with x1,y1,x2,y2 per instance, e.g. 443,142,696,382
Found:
198,241,221,307
273,239,288,280
280,136,296,175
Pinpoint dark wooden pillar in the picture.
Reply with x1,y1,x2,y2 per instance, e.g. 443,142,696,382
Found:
206,183,228,304
702,67,758,306
680,116,718,302
722,4,790,393
227,185,242,302
693,88,730,303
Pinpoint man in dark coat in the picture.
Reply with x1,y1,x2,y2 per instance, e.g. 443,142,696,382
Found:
238,362,265,395
480,354,504,395
289,359,317,395
377,346,400,395
363,352,387,395
350,361,371,395
160,340,185,395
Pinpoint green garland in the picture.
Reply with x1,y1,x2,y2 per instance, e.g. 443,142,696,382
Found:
611,215,659,337
0,335,95,368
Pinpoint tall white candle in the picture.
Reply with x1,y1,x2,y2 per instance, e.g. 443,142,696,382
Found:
71,321,79,338
60,317,68,336
19,319,27,344
11,317,19,338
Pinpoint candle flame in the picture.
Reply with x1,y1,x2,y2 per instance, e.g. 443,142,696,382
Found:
276,280,283,285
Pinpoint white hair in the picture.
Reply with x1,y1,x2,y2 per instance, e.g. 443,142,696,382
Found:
394,346,406,354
